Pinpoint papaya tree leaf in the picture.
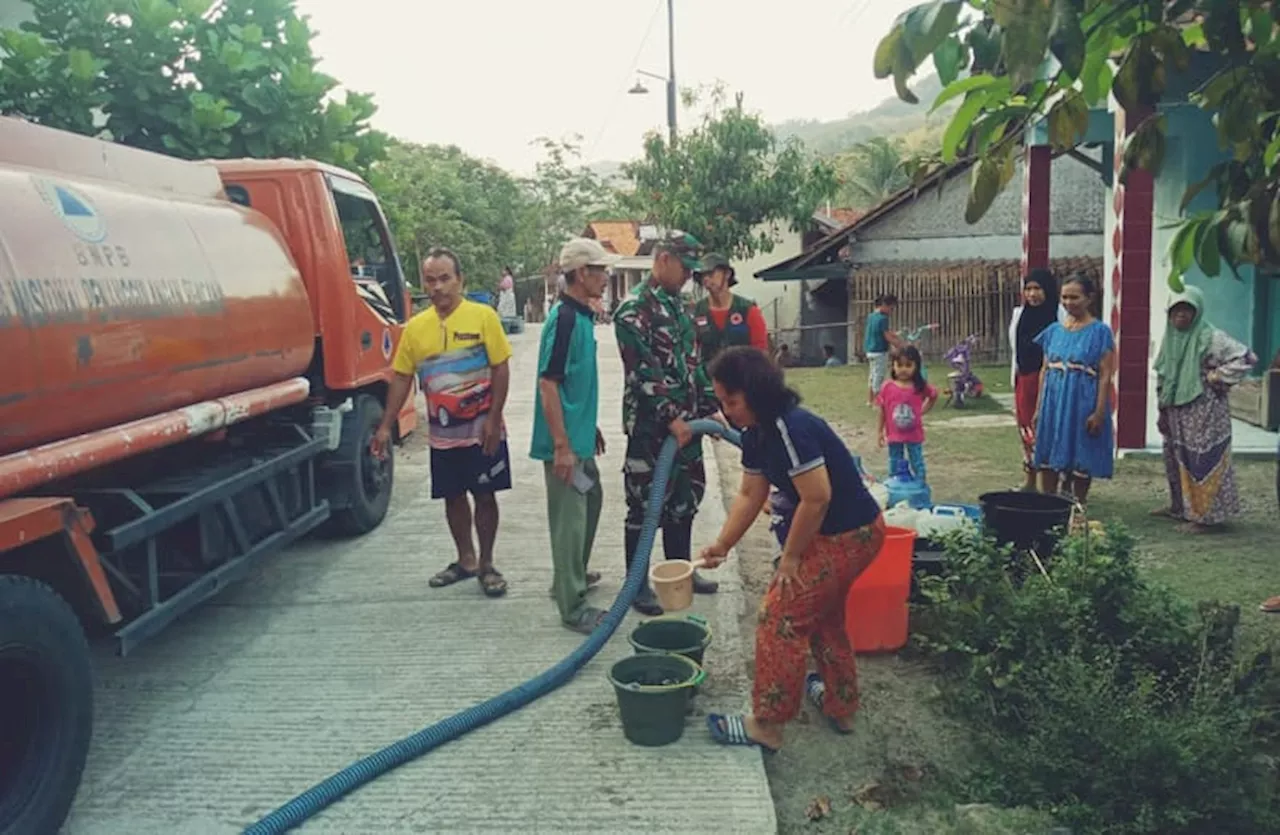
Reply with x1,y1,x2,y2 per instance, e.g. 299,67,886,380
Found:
933,36,968,87
1001,0,1054,90
943,93,987,162
1049,0,1086,80
874,27,904,79
931,74,1009,114
1047,89,1089,150
1080,45,1114,107
1194,215,1222,276
964,156,1003,224
1269,190,1280,258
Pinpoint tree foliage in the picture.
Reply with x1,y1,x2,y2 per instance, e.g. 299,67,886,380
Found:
623,88,838,260
372,137,624,290
0,0,387,176
833,136,912,209
523,136,630,270
876,0,1280,287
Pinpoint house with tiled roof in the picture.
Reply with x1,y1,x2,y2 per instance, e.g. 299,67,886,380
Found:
756,153,1107,366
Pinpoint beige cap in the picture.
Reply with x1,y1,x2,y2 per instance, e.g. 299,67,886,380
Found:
559,237,620,272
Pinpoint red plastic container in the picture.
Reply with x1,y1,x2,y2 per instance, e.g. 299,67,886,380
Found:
844,525,916,653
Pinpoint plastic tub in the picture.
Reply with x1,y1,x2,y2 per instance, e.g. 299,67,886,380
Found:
845,525,916,653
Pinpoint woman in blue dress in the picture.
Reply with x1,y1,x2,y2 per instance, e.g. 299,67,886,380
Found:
1031,274,1116,504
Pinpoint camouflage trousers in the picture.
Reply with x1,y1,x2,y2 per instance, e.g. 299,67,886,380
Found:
623,432,706,530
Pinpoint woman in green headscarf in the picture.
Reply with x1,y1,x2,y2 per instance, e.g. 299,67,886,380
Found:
1152,286,1257,533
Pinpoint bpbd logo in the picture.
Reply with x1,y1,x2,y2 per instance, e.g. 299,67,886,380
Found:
32,177,108,243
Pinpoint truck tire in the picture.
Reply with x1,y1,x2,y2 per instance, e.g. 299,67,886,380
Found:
324,393,394,537
0,576,93,835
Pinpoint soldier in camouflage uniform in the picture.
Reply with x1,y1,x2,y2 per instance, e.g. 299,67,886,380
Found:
614,231,723,615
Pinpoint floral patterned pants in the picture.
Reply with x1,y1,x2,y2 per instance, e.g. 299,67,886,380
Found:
753,516,886,724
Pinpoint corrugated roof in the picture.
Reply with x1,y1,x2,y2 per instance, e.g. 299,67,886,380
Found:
583,220,641,256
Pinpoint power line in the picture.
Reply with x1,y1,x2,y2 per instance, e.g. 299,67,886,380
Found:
839,0,873,27
586,0,665,159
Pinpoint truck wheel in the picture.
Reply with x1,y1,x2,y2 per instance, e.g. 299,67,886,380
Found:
0,576,93,835
325,393,394,536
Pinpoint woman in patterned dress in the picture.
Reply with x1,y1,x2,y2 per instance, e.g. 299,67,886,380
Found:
1031,275,1116,504
699,347,885,752
1151,286,1256,533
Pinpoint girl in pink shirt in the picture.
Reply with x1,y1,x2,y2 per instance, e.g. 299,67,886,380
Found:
876,346,938,482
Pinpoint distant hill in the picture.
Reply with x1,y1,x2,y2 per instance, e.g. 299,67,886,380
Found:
772,74,954,157
586,74,955,182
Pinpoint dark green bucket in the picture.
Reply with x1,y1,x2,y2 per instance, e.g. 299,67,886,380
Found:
628,614,714,666
608,653,705,747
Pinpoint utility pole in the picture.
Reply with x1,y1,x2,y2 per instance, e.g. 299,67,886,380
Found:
666,0,677,146
629,0,678,145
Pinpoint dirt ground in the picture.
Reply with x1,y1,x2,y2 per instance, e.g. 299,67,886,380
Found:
710,443,1058,835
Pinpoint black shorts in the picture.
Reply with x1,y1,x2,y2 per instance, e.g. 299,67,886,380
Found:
429,441,513,500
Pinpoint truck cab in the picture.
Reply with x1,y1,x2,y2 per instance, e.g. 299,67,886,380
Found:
0,118,415,834
213,158,418,438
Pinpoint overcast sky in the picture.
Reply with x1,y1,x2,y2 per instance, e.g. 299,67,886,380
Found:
297,0,922,175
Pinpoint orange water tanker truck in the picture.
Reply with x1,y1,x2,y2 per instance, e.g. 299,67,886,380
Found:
0,116,418,833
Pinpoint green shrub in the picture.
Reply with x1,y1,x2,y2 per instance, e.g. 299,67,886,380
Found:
912,524,1280,834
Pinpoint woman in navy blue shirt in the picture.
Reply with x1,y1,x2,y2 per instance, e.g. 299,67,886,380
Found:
700,346,885,752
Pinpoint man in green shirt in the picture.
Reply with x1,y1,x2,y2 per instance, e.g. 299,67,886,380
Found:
531,238,614,633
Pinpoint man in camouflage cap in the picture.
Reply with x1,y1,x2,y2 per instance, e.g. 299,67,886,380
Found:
614,230,723,615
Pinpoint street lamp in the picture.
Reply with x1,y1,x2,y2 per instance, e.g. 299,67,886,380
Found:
627,0,677,145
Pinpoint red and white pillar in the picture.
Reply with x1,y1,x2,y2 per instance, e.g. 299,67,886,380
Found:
1110,105,1156,450
1021,145,1052,276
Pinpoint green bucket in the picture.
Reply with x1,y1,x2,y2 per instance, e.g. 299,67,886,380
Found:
608,653,705,747
628,614,714,666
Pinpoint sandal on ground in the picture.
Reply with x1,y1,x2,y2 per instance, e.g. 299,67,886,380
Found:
547,571,602,599
805,672,854,735
1149,506,1177,519
1259,596,1280,614
706,714,777,753
563,605,607,635
428,562,476,588
1176,522,1221,535
478,568,508,598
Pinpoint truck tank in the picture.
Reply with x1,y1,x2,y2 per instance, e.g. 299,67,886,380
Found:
0,148,316,456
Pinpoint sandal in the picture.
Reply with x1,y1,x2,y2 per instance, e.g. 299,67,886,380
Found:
805,672,854,735
564,606,607,635
428,562,476,588
1259,596,1280,614
1149,506,1177,519
478,568,508,598
706,714,777,753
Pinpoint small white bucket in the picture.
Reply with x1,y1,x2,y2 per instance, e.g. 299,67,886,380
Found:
649,559,707,612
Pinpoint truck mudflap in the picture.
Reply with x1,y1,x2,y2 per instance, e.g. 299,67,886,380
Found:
0,497,122,625
0,377,312,501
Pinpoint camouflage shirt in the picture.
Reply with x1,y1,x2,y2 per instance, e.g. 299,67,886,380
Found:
614,281,718,439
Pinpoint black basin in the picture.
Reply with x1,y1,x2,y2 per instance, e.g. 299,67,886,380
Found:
978,491,1074,554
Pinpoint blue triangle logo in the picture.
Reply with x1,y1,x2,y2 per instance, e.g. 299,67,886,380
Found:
56,186,94,217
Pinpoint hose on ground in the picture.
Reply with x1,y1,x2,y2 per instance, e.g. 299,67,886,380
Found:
244,419,741,834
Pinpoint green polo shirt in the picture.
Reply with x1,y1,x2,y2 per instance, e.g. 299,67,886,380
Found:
530,295,599,462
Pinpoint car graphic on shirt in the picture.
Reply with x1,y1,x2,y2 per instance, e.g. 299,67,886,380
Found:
428,380,492,427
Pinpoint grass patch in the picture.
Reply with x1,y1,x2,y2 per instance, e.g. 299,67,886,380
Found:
787,362,1280,646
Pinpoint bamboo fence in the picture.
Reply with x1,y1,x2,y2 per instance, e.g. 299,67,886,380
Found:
834,257,1103,363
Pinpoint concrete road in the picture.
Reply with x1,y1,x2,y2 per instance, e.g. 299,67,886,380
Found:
64,323,776,834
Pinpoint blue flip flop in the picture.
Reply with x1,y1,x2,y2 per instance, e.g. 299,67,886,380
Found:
706,713,778,753
805,672,854,735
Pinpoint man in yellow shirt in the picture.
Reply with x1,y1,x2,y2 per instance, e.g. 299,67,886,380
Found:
373,248,514,597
